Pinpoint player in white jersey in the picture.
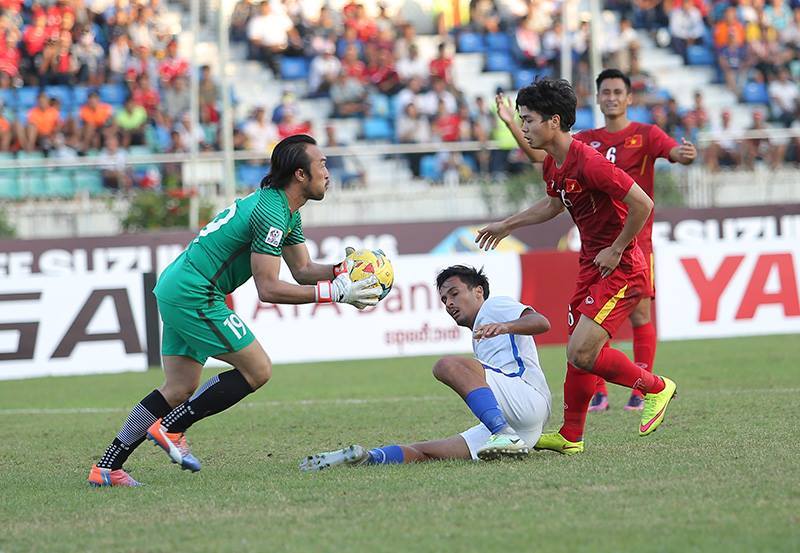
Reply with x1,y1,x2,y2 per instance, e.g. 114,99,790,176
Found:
299,265,552,470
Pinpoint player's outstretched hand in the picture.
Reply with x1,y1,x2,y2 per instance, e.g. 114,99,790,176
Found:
473,322,510,340
495,92,515,125
475,221,509,251
331,272,380,309
593,246,622,278
677,137,697,164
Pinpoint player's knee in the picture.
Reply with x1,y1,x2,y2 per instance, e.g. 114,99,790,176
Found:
566,345,594,372
630,310,650,327
432,357,461,384
247,359,272,390
160,382,196,406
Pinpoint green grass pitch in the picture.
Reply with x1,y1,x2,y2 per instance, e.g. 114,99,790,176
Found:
0,334,798,553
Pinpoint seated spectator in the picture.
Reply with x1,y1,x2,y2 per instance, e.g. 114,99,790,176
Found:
688,90,710,130
365,48,402,95
330,72,369,117
175,112,210,152
341,43,366,81
780,8,800,50
322,124,365,188
163,75,191,120
158,39,189,83
242,107,278,153
277,110,312,140
395,102,431,177
419,76,457,117
125,45,159,85
79,90,114,151
51,132,78,160
132,73,161,119
308,45,341,97
0,100,14,151
38,33,77,85
74,28,105,86
23,92,61,151
706,109,741,171
108,31,131,83
346,2,377,43
230,0,257,42
271,90,299,125
669,0,706,63
247,0,293,75
396,43,428,84
116,96,148,147
742,109,784,169
718,29,751,94
432,99,461,142
429,42,453,86
768,66,799,126
467,0,501,34
714,6,746,51
98,134,131,191
199,65,219,120
0,30,21,80
515,12,543,68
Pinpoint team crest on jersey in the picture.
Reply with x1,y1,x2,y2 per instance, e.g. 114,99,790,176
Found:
585,296,595,305
590,141,602,149
565,178,582,193
624,134,643,148
265,227,284,247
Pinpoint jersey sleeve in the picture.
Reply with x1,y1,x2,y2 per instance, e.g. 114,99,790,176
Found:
284,213,305,246
648,124,678,161
582,152,635,201
249,193,288,256
573,130,592,144
543,157,559,198
484,296,534,323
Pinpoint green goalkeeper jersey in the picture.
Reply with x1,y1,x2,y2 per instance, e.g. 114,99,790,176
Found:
154,187,305,306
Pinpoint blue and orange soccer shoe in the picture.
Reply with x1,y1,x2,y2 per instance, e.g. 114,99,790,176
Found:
624,393,645,411
146,419,202,472
88,465,142,487
588,392,609,412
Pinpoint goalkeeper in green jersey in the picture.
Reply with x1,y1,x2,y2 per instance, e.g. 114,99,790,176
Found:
88,135,381,487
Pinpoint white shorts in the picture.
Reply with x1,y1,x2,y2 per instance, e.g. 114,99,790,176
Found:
459,369,551,460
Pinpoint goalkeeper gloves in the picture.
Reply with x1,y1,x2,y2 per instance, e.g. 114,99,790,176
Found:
315,273,380,309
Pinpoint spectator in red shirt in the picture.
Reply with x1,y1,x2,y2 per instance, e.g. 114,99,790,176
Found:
38,33,77,85
432,99,461,142
23,14,50,59
429,42,453,85
277,110,312,140
341,44,366,82
158,39,189,83
132,73,161,119
0,31,21,79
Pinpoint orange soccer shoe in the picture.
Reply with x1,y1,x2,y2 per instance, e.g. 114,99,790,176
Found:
88,465,142,487
146,419,202,472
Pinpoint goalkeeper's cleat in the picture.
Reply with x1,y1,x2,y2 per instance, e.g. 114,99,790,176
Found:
588,392,609,412
624,393,645,411
88,465,142,487
146,419,202,472
476,433,529,461
639,377,677,436
299,444,369,472
533,432,585,455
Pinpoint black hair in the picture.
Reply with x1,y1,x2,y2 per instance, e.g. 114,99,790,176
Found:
516,78,576,132
595,68,631,93
435,265,489,299
260,134,316,189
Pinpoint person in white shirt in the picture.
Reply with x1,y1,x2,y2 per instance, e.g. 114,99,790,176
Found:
242,107,278,153
300,265,553,470
768,67,799,127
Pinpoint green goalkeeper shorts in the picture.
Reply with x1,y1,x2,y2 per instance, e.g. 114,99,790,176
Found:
158,299,256,365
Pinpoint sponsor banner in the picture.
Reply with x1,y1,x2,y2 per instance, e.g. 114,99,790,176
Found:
656,239,800,340
227,252,521,363
0,273,147,380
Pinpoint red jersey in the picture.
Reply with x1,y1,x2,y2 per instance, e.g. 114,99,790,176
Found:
574,122,676,252
544,139,643,271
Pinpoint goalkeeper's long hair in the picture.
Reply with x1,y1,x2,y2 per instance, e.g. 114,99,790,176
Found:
260,134,317,189
436,265,490,299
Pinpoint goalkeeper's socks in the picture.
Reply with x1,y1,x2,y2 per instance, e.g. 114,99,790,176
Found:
367,445,404,464
464,387,509,434
97,390,171,470
162,369,253,433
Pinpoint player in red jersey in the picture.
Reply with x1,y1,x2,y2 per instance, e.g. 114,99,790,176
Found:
476,78,677,453
496,69,696,412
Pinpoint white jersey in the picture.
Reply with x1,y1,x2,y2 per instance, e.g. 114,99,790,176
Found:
471,296,551,405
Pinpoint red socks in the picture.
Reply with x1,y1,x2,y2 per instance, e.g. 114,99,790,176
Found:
560,363,596,443
592,347,664,394
631,322,657,397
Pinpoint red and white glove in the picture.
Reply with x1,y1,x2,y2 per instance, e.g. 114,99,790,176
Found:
315,273,380,309
333,246,356,277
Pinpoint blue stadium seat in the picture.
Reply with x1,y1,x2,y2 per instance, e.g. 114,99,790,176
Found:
742,82,769,104
17,87,40,108
0,171,18,199
279,56,310,80
628,105,653,124
236,164,269,188
45,85,73,109
73,86,90,106
513,67,553,89
99,83,128,105
687,45,715,65
45,171,75,197
420,154,441,181
573,107,594,130
485,51,516,72
73,170,105,195
368,93,391,118
362,117,393,141
457,32,486,53
486,33,512,52
0,88,15,108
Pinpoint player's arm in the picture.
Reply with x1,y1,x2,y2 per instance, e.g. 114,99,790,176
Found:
473,308,550,340
251,252,379,308
594,182,653,277
281,242,339,285
476,195,564,250
495,92,547,164
668,137,697,165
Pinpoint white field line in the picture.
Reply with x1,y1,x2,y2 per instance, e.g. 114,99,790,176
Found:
0,388,797,416
0,395,450,416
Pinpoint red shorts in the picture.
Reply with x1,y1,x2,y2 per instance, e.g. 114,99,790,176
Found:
568,260,649,338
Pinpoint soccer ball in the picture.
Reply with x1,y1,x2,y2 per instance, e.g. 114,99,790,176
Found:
347,248,394,300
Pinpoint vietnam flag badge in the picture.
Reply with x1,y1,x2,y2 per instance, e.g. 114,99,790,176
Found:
624,134,643,148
